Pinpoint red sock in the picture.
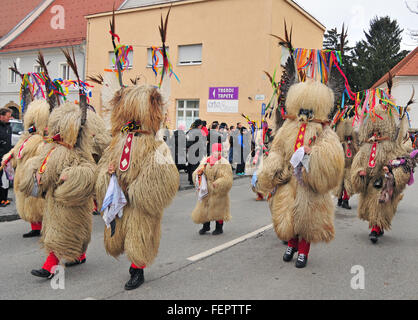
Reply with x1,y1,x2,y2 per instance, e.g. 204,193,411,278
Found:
42,252,59,272
131,263,146,269
342,190,350,201
371,225,381,234
298,239,311,257
288,237,299,249
217,220,224,225
31,222,42,231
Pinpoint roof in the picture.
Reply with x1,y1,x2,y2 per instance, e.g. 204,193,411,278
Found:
0,0,125,53
373,46,418,88
0,0,43,38
119,0,184,9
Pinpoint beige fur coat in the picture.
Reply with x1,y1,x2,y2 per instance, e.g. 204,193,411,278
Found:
191,156,233,224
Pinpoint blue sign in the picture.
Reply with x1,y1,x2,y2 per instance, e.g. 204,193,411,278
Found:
261,103,266,116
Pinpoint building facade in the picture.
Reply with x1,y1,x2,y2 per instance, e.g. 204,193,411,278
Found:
373,46,418,130
86,0,325,129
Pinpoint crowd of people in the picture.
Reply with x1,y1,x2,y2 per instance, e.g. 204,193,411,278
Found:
161,119,274,185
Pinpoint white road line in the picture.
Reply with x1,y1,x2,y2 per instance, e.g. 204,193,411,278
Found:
187,224,273,262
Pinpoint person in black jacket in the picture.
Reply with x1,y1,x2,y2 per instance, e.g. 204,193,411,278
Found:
0,108,12,207
186,119,206,185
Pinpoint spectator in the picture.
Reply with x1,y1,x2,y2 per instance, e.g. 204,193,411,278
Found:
173,124,187,171
0,108,12,207
186,119,206,185
201,120,208,137
235,126,250,175
207,122,227,156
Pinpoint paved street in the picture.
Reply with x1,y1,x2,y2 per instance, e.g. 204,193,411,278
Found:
0,176,418,300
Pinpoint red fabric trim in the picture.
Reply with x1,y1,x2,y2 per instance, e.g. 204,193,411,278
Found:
288,238,299,249
42,252,59,272
31,222,42,231
298,239,311,256
131,263,146,269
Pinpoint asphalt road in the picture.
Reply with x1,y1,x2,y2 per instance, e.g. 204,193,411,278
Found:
0,177,417,300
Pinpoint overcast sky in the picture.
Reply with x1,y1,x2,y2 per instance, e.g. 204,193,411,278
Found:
294,0,418,50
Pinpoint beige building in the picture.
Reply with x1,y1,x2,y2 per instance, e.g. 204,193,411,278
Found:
86,0,325,129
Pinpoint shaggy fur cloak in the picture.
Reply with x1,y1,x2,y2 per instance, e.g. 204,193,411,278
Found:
351,104,412,230
19,102,96,261
95,85,179,267
257,80,345,243
334,117,359,198
191,156,233,224
3,100,49,224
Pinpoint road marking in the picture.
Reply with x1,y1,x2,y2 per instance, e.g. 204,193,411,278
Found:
187,224,273,262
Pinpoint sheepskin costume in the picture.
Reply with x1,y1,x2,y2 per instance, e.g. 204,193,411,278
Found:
19,102,96,274
351,104,413,242
191,143,233,234
87,109,111,163
334,116,359,209
95,84,179,287
257,79,345,267
3,100,49,234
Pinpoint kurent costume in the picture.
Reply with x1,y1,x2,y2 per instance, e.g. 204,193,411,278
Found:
334,115,359,210
192,143,233,235
95,84,179,290
351,96,416,243
3,100,49,237
18,50,98,278
20,101,96,278
257,37,345,268
95,9,179,291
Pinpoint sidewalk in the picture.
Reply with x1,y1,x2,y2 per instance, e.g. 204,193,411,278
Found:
0,172,250,222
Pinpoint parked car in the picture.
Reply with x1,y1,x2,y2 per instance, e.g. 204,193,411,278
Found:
10,119,24,147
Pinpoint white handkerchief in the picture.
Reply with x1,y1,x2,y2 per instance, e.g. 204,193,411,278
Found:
290,147,305,168
197,174,209,201
101,174,127,228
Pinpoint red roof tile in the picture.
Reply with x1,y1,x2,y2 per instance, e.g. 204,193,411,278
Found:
1,0,124,52
0,0,43,38
373,46,418,88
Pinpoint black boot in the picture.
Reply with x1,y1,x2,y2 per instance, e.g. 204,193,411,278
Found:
295,254,308,268
337,197,343,207
341,199,351,210
369,231,379,244
31,268,53,279
199,222,211,235
212,221,223,235
124,268,144,290
283,246,297,262
23,230,41,238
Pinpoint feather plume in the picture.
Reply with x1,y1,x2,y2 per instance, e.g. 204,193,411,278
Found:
386,71,393,96
109,5,123,88
327,66,346,120
37,51,60,109
87,74,104,85
61,47,87,125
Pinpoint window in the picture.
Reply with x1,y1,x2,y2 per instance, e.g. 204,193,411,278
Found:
109,50,133,70
34,65,44,73
177,100,200,129
9,69,17,84
178,44,202,65
147,47,169,68
60,63,70,80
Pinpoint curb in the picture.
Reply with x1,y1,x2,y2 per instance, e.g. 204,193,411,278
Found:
0,214,20,223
